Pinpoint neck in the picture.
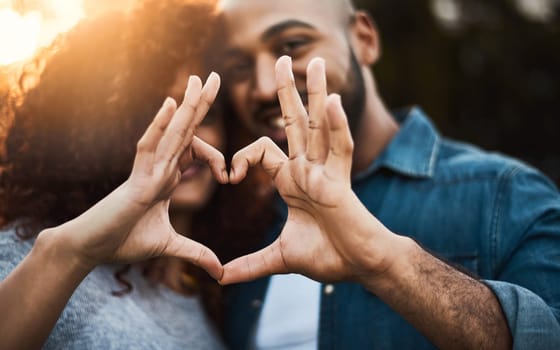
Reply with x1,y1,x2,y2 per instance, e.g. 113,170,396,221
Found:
351,69,399,174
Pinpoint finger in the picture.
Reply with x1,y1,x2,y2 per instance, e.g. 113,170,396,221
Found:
219,240,288,285
193,72,221,127
137,97,177,153
305,57,329,163
156,75,202,162
133,97,177,171
324,94,354,180
276,56,307,158
229,137,286,184
189,136,228,184
164,234,223,281
179,72,221,151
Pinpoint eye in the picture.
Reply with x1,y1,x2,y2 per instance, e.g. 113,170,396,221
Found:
277,36,312,56
224,60,253,82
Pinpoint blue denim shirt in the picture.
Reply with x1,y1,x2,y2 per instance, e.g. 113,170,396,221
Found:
222,107,560,349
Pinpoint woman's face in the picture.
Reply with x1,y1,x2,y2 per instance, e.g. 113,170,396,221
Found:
167,67,226,211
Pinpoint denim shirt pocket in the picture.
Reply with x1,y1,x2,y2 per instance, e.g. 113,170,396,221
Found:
440,252,480,276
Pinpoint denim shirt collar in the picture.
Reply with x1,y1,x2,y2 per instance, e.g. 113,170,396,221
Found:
354,106,440,182
273,107,441,219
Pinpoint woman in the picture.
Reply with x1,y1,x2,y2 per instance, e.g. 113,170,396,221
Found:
0,0,227,348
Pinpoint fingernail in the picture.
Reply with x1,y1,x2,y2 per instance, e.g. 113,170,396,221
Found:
311,56,325,67
277,56,294,81
221,169,228,183
209,71,220,81
188,75,197,85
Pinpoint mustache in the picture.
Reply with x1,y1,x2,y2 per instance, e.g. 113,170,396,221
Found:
253,90,309,120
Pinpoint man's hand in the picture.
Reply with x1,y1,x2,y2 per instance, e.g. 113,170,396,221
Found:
220,56,399,284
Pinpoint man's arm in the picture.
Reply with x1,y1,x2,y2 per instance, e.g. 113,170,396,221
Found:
355,224,512,349
219,56,560,348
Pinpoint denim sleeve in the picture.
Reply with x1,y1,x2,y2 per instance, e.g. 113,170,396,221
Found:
484,280,560,349
487,165,560,349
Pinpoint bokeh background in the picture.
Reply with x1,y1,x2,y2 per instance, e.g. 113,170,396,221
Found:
358,0,560,185
1,0,559,185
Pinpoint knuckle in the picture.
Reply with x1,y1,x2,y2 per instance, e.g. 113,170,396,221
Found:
196,247,206,264
210,154,225,167
345,139,354,154
283,113,305,127
308,118,321,130
200,96,213,108
257,136,273,144
257,136,274,150
136,139,148,152
177,128,193,140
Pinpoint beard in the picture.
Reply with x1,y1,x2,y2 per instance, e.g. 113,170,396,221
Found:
339,49,366,137
246,48,366,146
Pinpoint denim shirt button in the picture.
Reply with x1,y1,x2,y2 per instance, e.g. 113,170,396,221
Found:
251,299,262,308
324,284,335,295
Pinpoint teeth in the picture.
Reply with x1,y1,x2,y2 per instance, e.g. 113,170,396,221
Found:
269,116,285,129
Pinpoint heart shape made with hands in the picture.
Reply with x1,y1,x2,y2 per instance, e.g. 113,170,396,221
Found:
188,56,379,286
116,55,380,287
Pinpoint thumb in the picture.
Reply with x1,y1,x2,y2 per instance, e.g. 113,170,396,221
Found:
164,234,223,281
219,239,288,284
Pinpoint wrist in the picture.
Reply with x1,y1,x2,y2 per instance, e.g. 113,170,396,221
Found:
35,226,97,274
355,233,418,293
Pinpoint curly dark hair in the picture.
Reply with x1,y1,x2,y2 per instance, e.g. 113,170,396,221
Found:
0,0,277,331
0,0,219,236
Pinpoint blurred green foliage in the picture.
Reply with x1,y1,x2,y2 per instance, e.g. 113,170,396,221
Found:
356,0,560,185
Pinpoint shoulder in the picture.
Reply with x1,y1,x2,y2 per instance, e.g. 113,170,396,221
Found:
437,137,559,231
435,137,554,189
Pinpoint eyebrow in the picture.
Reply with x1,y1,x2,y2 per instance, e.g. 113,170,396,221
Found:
222,20,316,57
261,20,316,41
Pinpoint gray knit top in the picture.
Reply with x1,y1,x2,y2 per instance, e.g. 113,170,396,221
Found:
0,229,225,349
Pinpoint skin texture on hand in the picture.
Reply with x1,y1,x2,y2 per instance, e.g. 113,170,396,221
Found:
221,56,397,284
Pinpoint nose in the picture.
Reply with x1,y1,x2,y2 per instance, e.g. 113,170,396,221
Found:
251,54,278,102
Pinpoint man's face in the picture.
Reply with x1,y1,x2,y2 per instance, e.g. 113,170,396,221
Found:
216,0,366,145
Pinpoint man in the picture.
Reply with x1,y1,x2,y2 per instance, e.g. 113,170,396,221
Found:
212,0,560,348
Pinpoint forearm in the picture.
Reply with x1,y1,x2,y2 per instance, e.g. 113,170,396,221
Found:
0,228,92,349
362,235,512,349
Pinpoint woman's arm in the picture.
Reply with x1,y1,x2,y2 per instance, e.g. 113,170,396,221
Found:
0,228,92,349
0,73,225,349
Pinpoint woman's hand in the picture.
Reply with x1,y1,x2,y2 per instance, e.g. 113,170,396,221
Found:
47,73,226,280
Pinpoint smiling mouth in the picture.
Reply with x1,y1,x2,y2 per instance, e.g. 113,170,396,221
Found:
181,161,205,182
253,97,309,142
256,106,284,126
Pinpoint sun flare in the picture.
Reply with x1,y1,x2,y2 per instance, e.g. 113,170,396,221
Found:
0,0,85,66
